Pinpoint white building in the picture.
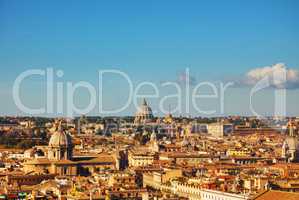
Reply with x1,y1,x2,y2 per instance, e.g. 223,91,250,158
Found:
143,172,251,200
208,122,233,137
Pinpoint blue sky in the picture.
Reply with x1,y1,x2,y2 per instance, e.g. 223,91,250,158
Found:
0,0,298,117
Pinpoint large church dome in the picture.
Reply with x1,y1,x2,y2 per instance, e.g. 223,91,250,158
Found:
134,99,154,124
136,99,153,116
49,126,72,148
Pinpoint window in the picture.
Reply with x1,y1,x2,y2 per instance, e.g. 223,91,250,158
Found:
64,167,67,175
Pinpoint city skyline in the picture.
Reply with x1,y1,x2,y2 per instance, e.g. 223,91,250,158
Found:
1,1,299,199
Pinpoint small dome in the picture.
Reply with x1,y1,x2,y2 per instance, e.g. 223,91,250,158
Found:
49,126,72,148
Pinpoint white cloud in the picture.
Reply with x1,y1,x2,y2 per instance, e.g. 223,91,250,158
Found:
242,63,299,89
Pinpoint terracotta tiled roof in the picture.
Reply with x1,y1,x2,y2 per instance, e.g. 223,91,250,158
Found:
254,190,299,200
271,163,299,170
77,155,115,164
24,158,52,165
